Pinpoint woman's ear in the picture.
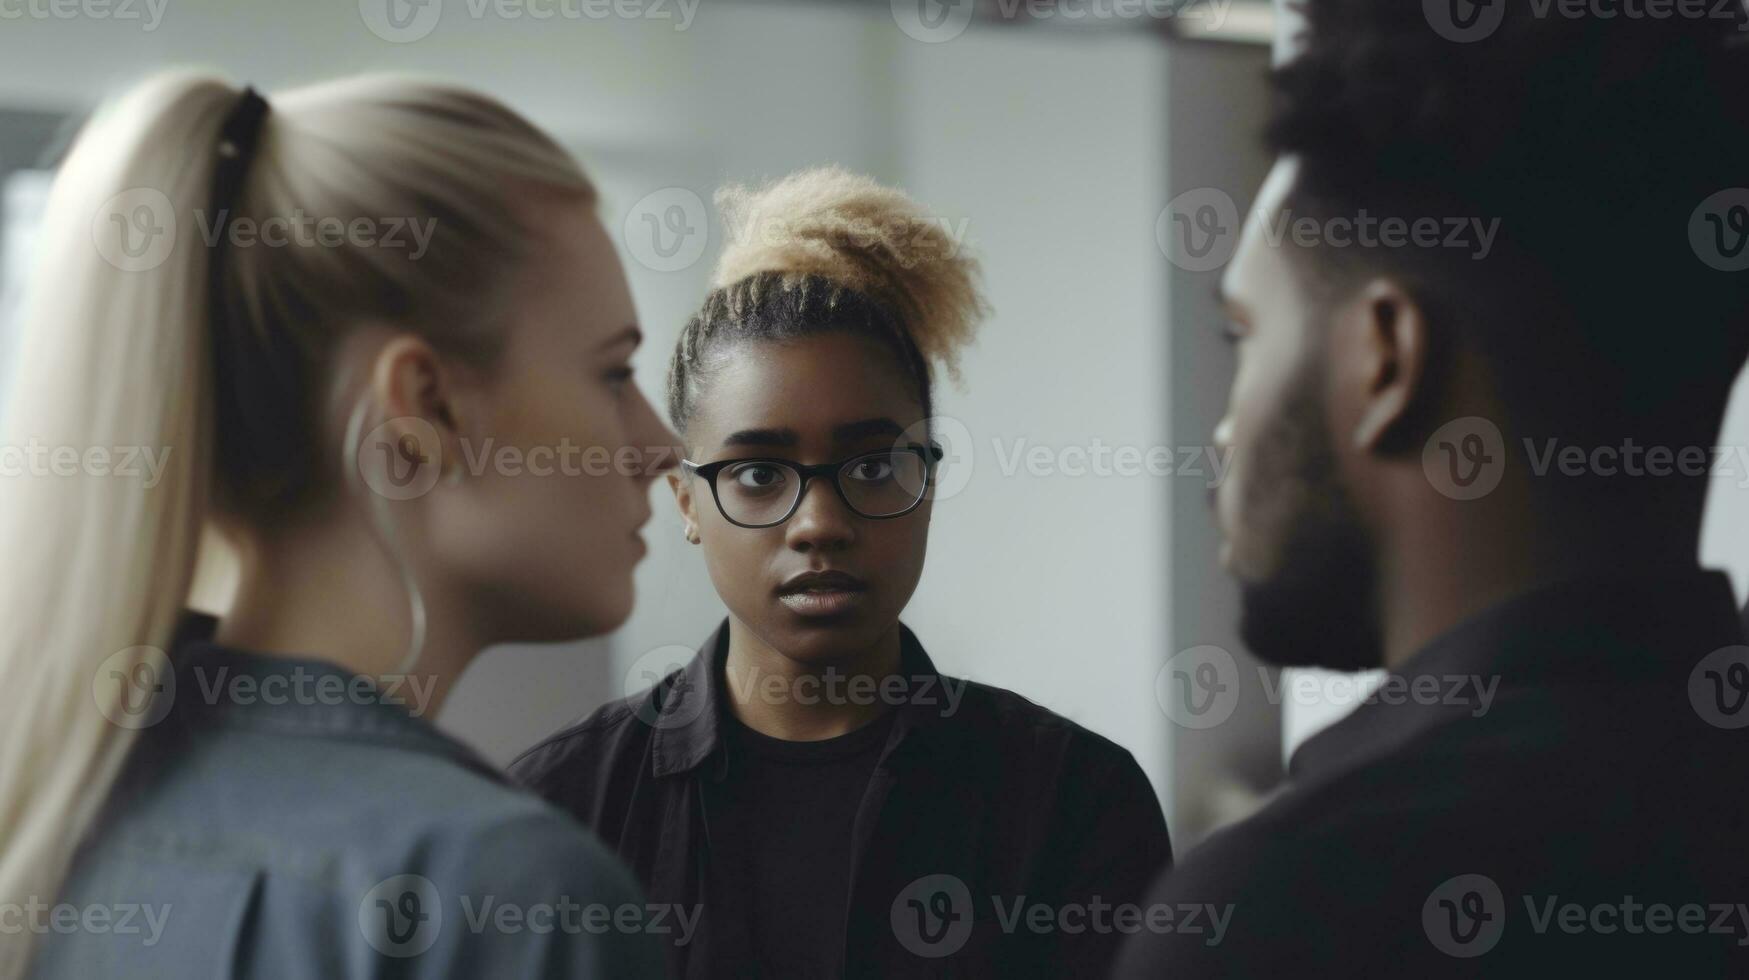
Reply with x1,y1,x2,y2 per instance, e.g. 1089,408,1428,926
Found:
370,334,461,433
668,471,699,542
354,332,470,490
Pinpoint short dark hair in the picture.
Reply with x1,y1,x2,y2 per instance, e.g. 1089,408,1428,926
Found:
1269,1,1749,442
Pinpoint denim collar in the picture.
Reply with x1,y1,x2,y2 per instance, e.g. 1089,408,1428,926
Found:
162,611,504,784
649,618,957,779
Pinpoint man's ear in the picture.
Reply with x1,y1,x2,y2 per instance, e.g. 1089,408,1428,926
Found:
1341,278,1431,453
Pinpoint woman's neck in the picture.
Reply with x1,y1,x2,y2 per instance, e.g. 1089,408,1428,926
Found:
723,617,903,741
211,521,475,720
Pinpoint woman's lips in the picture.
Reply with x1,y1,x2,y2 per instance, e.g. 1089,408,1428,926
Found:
777,588,868,617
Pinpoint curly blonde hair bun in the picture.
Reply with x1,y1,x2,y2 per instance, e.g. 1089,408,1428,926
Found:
709,166,987,385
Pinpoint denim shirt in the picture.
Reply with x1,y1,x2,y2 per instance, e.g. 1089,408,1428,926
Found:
30,613,666,980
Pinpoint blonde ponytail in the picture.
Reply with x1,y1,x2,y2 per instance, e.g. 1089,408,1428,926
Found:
0,72,229,979
0,70,594,977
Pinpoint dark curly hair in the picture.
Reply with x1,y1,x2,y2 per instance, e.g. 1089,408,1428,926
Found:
1267,0,1749,441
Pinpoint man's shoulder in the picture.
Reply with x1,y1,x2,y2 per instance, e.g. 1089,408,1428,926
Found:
1116,767,1472,976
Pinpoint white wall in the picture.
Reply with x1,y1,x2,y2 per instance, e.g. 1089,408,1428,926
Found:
1699,372,1749,602
893,27,1171,806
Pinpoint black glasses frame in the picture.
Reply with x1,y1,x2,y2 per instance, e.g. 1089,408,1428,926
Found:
681,443,944,529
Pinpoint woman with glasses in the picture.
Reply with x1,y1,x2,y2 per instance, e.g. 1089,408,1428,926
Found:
512,167,1172,979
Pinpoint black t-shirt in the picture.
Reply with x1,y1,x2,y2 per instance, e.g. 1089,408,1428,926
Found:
708,710,897,979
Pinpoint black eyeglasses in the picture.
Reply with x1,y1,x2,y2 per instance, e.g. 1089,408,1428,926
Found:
681,444,943,529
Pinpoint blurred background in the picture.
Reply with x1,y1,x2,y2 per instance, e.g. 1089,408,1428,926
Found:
4,0,1747,852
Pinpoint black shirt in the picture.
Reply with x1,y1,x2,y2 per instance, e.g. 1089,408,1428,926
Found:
713,711,896,978
510,620,1172,979
1114,570,1749,977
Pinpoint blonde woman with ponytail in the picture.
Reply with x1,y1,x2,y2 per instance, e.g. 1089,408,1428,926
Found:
1,72,675,978
513,168,1173,979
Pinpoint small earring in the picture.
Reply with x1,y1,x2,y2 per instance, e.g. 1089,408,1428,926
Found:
683,526,699,544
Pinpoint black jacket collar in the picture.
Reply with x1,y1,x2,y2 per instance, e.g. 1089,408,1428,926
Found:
1288,568,1740,783
650,618,954,779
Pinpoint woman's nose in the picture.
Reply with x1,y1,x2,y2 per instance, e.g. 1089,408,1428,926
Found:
631,387,682,478
783,476,856,552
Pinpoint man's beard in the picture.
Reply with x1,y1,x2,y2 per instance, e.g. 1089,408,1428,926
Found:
1233,362,1383,671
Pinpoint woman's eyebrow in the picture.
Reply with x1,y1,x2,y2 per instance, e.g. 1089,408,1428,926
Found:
832,418,903,443
720,427,799,450
716,419,901,453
